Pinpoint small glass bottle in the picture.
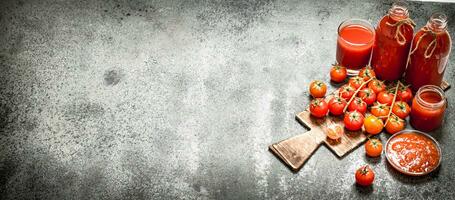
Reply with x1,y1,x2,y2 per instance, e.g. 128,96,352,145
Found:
410,85,447,132
405,13,452,92
371,2,415,81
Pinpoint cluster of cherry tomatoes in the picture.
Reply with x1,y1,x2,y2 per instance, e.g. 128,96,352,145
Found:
308,65,415,187
309,65,413,136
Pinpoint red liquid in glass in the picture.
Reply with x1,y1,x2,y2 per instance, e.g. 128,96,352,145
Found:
410,91,446,132
371,15,413,81
336,25,374,70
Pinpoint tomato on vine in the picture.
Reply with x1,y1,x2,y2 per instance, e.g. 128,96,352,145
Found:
397,85,413,103
392,101,411,119
348,97,367,114
370,102,390,120
348,76,365,89
328,97,347,116
377,91,394,106
359,66,376,81
368,79,386,94
344,111,364,131
385,115,405,134
358,88,376,106
340,84,355,100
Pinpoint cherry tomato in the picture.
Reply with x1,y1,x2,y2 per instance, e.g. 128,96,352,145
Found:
326,124,344,140
368,79,386,94
358,88,376,106
328,97,347,116
355,165,375,186
348,76,365,89
309,98,328,118
309,80,327,98
377,91,394,106
330,65,347,83
340,84,355,101
365,138,383,157
385,115,405,134
344,111,364,131
392,101,411,119
359,66,376,81
370,102,390,120
348,97,367,114
398,86,413,103
363,115,383,135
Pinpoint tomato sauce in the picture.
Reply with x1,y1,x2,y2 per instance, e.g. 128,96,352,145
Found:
387,132,440,174
336,23,375,70
371,4,414,81
410,86,446,132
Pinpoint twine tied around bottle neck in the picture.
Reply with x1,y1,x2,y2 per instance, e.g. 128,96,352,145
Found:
409,26,438,59
386,17,416,46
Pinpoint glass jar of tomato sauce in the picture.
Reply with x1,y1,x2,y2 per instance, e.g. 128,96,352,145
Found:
410,85,447,132
336,19,375,76
371,2,414,81
405,13,452,92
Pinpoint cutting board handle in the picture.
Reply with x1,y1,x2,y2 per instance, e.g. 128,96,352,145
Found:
269,129,324,171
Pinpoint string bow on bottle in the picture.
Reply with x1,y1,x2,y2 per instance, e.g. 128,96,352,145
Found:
386,18,416,46
409,26,438,59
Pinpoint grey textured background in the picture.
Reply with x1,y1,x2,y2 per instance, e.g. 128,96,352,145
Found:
1,0,455,199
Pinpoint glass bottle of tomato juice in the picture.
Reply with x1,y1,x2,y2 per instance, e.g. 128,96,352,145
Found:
371,2,415,81
405,13,452,92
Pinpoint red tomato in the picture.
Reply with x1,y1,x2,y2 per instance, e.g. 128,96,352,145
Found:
309,98,328,118
328,97,347,116
358,88,376,106
340,84,355,101
385,115,405,134
370,102,390,120
377,91,394,106
358,66,376,81
392,101,411,119
348,76,365,89
344,111,364,131
330,65,347,83
348,97,367,114
368,79,386,94
309,80,327,98
355,165,375,186
398,86,413,103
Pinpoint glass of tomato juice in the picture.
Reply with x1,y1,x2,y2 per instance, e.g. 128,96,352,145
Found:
336,19,375,76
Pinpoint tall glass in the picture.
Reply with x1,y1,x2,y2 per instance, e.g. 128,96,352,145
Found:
336,19,375,76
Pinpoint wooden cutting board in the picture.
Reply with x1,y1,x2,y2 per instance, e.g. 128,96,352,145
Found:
270,80,450,171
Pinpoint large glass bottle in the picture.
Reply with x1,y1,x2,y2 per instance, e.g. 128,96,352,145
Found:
371,2,415,81
405,13,452,92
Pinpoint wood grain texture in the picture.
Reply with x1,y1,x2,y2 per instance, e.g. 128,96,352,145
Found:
270,80,451,171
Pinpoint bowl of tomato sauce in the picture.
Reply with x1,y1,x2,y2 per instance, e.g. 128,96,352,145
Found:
385,130,441,176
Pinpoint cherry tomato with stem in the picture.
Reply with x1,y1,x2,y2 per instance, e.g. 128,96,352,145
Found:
344,111,364,131
385,115,405,134
377,91,394,106
358,88,376,106
330,65,347,83
340,84,355,101
368,79,386,94
328,97,347,116
309,80,327,98
397,85,413,103
348,97,367,114
370,102,390,120
355,165,375,186
365,138,383,157
359,66,376,81
309,98,328,118
392,101,411,119
348,76,365,89
363,115,383,135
